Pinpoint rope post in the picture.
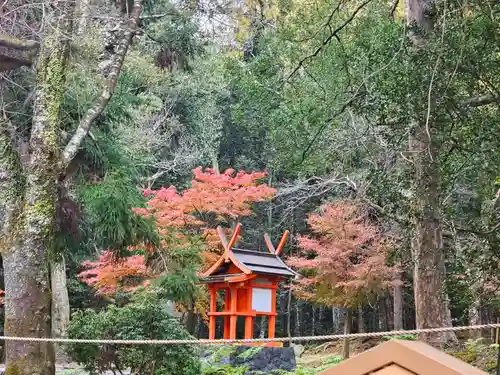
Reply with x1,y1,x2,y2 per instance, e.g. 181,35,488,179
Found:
496,319,500,375
496,342,500,375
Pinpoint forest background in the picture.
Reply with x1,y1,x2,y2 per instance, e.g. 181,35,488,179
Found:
0,0,499,373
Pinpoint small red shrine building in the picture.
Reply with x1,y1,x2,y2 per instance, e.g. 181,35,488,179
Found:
200,223,298,345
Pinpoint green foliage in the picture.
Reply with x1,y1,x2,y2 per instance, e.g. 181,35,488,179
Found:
323,355,343,365
142,0,203,70
77,168,159,254
66,292,200,375
237,346,265,360
205,345,239,364
382,334,417,341
202,365,248,375
291,368,319,375
448,339,498,373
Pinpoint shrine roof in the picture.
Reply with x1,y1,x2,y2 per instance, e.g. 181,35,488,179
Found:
231,248,298,277
201,273,246,284
200,224,299,282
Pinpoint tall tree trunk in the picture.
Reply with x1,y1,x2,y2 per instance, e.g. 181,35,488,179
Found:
342,308,352,359
378,297,388,331
294,299,301,336
393,282,404,330
2,1,74,373
318,306,324,334
76,0,92,34
185,308,197,335
410,125,455,344
194,314,201,337
211,155,220,174
286,286,292,339
312,306,316,335
332,307,340,333
51,256,70,361
259,317,267,338
405,0,456,345
469,294,482,339
3,241,54,375
358,305,364,333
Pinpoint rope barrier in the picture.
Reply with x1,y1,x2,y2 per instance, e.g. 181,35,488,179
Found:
0,323,498,345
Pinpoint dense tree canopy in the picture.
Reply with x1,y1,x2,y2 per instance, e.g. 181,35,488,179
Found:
1,0,499,372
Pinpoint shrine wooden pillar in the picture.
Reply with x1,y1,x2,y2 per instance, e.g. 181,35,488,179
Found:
268,281,278,339
244,287,254,339
223,287,231,339
244,316,254,339
208,286,216,340
229,286,237,340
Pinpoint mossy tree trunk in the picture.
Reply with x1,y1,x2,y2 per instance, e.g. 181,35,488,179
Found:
2,1,74,373
51,255,70,360
1,0,143,373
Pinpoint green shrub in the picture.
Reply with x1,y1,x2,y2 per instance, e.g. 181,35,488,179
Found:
66,292,200,375
292,367,319,375
202,365,248,375
323,355,344,365
237,346,264,360
382,334,417,341
448,339,498,373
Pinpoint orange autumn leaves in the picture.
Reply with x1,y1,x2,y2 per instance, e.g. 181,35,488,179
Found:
79,169,398,312
78,167,276,296
79,252,150,296
288,200,400,308
135,167,275,253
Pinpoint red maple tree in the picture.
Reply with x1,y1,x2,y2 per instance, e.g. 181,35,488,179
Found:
288,200,399,308
78,251,152,296
79,167,275,296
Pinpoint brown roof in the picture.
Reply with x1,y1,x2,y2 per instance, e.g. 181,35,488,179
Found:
231,248,298,277
318,339,488,375
200,247,299,282
200,224,299,281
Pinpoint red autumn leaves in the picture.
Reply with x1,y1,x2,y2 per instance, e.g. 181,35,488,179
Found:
78,168,275,296
79,167,398,311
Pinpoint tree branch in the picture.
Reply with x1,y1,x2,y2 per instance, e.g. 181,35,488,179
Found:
361,198,411,227
460,94,500,108
390,0,400,20
274,175,357,224
0,33,39,50
61,0,143,168
455,223,500,237
0,33,39,72
299,97,353,165
287,0,373,80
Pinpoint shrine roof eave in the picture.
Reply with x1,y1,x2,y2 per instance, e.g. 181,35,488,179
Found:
198,273,255,284
199,269,298,286
201,247,300,279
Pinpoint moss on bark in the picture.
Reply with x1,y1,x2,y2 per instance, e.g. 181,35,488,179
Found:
2,2,75,375
5,364,21,375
